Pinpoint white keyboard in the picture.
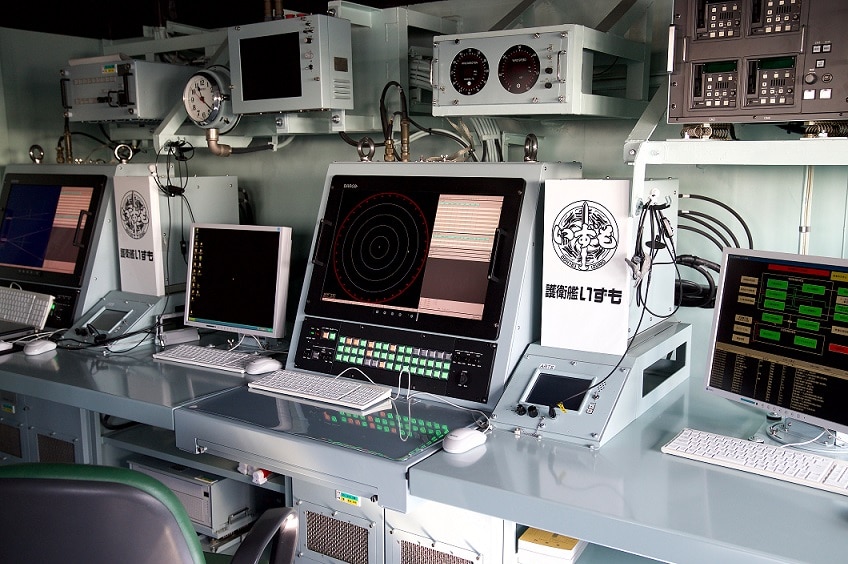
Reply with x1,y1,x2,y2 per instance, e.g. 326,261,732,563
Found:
662,427,848,496
248,369,392,410
0,286,54,329
152,343,254,373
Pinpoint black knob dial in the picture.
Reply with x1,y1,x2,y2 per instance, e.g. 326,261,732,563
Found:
527,405,539,418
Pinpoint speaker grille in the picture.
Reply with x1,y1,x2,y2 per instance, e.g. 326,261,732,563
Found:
37,433,75,463
400,540,475,564
0,422,22,458
306,510,369,564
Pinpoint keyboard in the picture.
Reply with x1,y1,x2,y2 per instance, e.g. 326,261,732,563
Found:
248,369,392,410
152,343,254,373
662,427,848,496
0,286,54,329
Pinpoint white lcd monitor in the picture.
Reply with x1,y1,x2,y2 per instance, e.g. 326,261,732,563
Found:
184,223,292,339
705,247,848,439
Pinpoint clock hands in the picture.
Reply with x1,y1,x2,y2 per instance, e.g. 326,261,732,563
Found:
196,92,213,111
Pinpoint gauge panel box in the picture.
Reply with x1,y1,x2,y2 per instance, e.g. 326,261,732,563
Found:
60,59,194,123
228,14,353,115
431,24,649,117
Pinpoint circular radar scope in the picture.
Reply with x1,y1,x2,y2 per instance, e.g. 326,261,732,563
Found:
498,44,541,94
450,48,490,95
332,192,430,304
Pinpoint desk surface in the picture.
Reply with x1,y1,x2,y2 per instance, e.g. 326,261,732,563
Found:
409,375,848,564
5,345,848,563
0,345,243,429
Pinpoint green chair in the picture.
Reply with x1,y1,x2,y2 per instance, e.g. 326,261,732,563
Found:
0,462,298,564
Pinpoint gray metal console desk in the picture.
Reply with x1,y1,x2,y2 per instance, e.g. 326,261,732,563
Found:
410,374,848,564
2,346,847,563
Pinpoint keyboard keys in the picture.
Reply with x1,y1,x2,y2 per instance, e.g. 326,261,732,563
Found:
662,427,848,496
0,286,54,329
248,369,391,410
152,344,254,373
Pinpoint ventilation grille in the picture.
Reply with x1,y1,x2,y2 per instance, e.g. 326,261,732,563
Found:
37,433,75,463
0,422,22,459
400,540,475,564
306,510,369,564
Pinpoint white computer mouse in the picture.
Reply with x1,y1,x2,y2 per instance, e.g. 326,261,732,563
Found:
442,426,488,454
244,356,282,375
23,339,57,356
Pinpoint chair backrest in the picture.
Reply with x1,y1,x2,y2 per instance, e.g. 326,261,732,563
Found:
0,462,207,563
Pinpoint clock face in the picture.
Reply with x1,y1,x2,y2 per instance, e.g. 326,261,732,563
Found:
183,73,222,125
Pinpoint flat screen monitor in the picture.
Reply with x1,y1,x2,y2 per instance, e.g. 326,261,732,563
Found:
303,173,526,341
0,172,107,287
184,223,292,339
228,15,353,115
705,248,848,437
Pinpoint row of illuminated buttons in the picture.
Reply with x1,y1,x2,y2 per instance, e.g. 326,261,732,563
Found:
754,97,793,104
704,99,736,106
336,344,451,368
336,338,451,361
334,352,450,379
763,24,795,32
803,89,833,100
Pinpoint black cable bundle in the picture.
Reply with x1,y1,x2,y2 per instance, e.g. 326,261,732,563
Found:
675,193,754,308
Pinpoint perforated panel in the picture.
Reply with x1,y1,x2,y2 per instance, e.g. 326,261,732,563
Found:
0,422,22,458
400,540,475,564
36,433,75,463
306,511,369,564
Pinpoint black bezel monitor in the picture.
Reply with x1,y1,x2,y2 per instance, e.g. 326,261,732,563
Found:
303,173,526,341
0,172,107,287
705,247,848,436
184,223,292,339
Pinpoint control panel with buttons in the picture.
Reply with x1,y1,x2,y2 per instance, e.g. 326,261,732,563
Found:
491,324,691,448
294,316,496,404
669,0,847,123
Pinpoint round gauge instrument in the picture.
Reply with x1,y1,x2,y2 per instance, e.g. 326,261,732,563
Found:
498,44,541,94
182,68,238,133
449,48,490,95
332,192,430,304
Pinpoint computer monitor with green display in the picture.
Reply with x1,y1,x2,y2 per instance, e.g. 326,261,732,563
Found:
705,247,848,449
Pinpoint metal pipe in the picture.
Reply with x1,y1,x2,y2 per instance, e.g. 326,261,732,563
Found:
798,165,814,254
206,128,232,157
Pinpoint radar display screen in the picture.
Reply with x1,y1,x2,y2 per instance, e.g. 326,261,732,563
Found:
304,174,526,340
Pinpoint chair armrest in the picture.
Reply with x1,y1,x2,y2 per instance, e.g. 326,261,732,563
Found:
230,506,298,564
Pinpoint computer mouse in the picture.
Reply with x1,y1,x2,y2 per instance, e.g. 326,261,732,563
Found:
244,356,282,375
442,426,488,454
23,339,57,356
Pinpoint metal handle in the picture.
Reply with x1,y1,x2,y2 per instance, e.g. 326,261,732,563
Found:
73,210,90,248
311,219,333,267
59,77,71,110
487,228,506,283
667,25,677,71
555,50,567,83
